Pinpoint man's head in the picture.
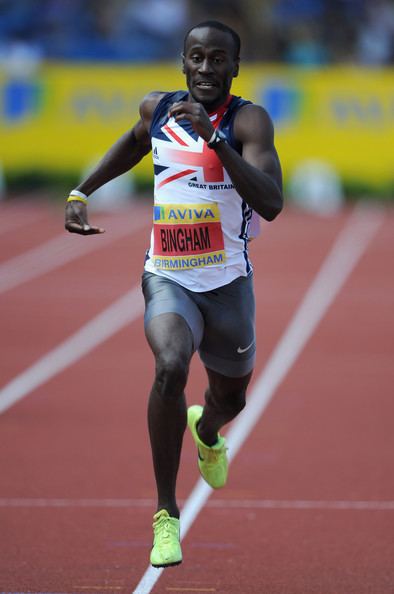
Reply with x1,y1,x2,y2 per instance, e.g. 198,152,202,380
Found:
182,21,241,111
183,21,241,60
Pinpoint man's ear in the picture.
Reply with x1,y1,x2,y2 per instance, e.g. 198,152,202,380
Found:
181,53,185,73
233,58,240,78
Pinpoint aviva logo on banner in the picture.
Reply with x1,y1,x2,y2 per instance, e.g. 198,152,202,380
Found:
2,78,46,123
261,81,304,127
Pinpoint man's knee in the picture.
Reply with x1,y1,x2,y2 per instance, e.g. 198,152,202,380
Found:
208,385,247,417
206,369,251,417
154,353,190,399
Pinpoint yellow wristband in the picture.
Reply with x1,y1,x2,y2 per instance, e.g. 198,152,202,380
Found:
67,195,88,205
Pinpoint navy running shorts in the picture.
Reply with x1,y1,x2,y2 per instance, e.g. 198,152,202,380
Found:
141,271,256,378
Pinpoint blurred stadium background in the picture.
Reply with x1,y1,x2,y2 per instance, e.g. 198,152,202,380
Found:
1,6,394,592
0,0,394,207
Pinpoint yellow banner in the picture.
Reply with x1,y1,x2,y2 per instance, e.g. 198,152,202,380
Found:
1,63,394,188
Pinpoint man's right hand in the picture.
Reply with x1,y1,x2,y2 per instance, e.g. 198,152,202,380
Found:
65,201,105,235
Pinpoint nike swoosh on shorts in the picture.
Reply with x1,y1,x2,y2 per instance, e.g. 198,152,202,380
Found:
237,341,254,354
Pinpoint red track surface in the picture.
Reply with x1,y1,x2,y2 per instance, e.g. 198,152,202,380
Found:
0,199,393,594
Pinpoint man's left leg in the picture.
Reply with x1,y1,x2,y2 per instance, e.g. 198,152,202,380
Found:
199,367,252,445
187,367,252,488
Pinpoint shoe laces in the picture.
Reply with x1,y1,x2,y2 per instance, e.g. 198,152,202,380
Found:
153,513,178,544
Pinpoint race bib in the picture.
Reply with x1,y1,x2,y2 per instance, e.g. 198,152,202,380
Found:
152,202,226,270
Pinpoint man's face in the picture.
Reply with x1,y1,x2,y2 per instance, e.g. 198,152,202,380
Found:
183,27,239,111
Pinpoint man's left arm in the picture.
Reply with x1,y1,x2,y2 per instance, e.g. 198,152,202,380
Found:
215,104,283,221
168,101,283,222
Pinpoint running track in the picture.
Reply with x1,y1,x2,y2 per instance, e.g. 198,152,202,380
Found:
0,198,393,594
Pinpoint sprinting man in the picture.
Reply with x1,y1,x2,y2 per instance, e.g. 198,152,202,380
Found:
65,20,283,568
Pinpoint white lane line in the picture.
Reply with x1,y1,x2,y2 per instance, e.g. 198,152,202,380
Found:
0,286,144,414
1,498,393,510
0,214,148,295
132,204,384,594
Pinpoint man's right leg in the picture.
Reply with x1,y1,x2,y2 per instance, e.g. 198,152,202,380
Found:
146,312,194,567
141,272,203,566
145,312,194,520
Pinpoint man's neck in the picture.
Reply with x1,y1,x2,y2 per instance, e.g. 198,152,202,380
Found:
188,93,232,115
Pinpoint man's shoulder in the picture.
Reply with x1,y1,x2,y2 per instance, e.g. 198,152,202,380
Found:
139,90,188,121
235,102,271,121
139,92,167,119
139,90,190,135
226,96,270,127
233,103,274,140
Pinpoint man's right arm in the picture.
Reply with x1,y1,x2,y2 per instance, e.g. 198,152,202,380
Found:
75,124,151,197
65,92,164,235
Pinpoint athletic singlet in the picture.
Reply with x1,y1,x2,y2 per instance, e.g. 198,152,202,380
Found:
144,90,254,292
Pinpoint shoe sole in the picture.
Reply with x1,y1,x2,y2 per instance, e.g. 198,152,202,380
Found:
151,559,182,568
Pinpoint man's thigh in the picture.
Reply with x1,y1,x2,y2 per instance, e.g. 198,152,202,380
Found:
197,275,256,378
142,271,204,353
